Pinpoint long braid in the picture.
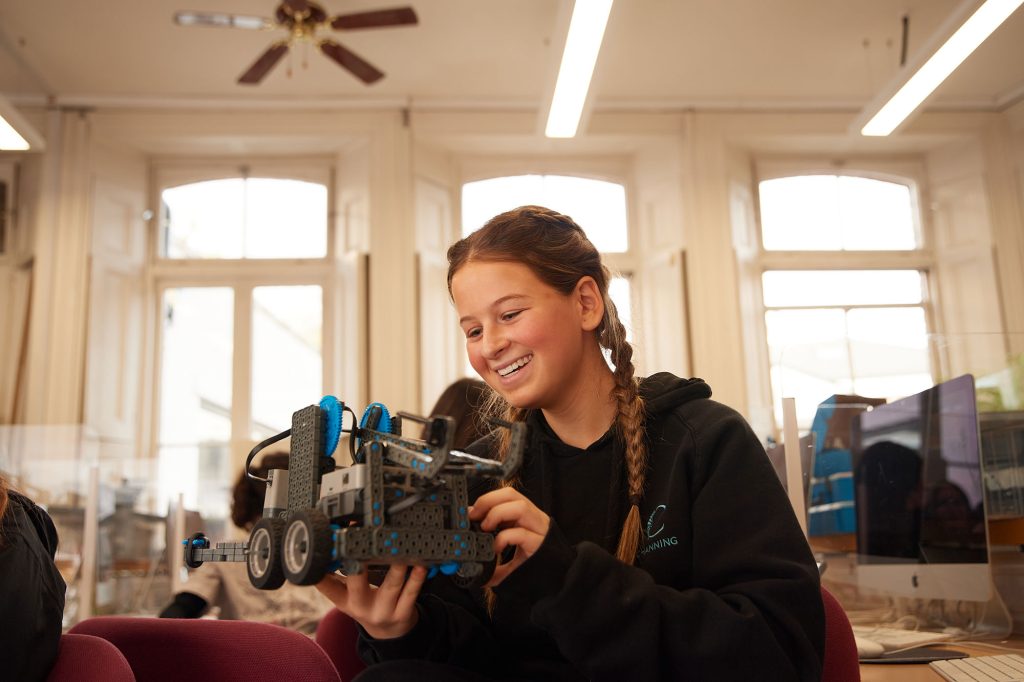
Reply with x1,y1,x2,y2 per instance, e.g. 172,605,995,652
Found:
599,272,647,564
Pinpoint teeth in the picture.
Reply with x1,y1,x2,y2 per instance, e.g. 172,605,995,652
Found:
497,355,532,377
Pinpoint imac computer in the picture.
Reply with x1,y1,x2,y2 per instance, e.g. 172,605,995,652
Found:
850,374,992,602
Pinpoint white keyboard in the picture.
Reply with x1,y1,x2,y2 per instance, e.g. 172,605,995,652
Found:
851,625,953,651
930,654,1024,682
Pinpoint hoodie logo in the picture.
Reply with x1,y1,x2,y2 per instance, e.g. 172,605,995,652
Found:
640,503,678,557
646,504,667,538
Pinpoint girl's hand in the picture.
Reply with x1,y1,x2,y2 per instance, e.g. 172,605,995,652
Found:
469,488,550,587
316,564,427,639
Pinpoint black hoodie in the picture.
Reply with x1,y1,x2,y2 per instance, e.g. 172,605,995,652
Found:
0,491,67,682
359,373,825,681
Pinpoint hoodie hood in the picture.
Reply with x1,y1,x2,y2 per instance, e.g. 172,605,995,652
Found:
640,372,712,416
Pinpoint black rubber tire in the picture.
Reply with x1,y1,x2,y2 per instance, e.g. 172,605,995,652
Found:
282,509,333,585
183,532,208,569
247,518,286,590
450,556,496,589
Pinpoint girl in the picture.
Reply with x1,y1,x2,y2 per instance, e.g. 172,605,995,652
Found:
317,206,825,681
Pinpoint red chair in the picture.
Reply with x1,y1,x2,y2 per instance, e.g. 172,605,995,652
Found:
69,617,340,682
821,586,861,682
46,633,136,682
316,608,367,682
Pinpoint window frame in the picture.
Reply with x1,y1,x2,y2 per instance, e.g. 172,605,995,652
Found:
146,158,338,490
752,158,939,433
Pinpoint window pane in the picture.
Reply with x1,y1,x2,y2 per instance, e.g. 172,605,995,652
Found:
251,286,323,438
162,177,327,259
766,308,852,427
609,276,632,342
158,287,233,517
838,177,917,250
462,175,628,252
759,175,917,251
847,307,932,398
159,287,233,445
244,179,327,258
759,176,842,251
762,270,924,307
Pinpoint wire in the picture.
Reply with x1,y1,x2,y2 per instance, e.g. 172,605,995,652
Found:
245,429,292,482
344,406,359,462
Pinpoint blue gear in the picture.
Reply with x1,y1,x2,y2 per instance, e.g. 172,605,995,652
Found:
357,402,392,450
320,395,344,457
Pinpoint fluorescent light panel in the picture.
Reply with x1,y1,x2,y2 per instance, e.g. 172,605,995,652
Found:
861,0,1024,136
545,0,614,139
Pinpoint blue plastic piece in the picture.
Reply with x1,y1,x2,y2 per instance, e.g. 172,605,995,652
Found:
427,565,439,579
439,561,459,575
320,395,344,457
357,402,392,450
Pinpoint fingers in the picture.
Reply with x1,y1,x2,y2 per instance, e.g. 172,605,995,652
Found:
478,499,549,535
471,489,550,538
394,566,428,617
343,567,372,603
469,487,525,520
316,573,349,609
494,526,544,557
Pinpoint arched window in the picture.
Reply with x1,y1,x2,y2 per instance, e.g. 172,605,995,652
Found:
757,173,933,428
162,177,327,259
460,175,632,375
153,169,331,523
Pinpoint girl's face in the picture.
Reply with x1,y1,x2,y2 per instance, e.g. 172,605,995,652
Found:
451,260,601,411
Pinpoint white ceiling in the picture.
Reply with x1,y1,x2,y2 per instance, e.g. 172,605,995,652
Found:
1,0,1022,115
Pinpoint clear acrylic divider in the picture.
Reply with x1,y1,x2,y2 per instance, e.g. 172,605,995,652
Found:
0,426,185,627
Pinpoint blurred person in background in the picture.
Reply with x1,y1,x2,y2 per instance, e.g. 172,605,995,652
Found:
427,377,489,450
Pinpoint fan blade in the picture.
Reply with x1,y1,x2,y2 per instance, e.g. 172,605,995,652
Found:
238,42,289,84
331,7,418,30
319,40,384,84
175,11,273,30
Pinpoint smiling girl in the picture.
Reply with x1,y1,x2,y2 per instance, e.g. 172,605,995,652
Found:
318,205,824,681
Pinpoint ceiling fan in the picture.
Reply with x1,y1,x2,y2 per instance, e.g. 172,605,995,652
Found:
174,1,417,85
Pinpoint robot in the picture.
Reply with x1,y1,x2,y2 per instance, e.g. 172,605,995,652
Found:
182,396,524,590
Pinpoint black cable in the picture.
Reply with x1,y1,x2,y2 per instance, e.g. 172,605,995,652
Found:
344,406,359,462
245,429,292,482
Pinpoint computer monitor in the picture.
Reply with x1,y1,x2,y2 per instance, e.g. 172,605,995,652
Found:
850,374,992,602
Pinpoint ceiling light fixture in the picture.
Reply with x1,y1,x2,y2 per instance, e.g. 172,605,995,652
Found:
0,94,44,151
859,0,1024,137
544,0,614,139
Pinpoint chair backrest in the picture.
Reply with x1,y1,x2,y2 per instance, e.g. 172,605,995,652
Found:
315,608,367,682
46,633,136,682
820,586,861,682
69,617,340,682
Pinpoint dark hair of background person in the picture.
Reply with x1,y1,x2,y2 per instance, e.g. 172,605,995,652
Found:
231,452,290,530
428,378,489,450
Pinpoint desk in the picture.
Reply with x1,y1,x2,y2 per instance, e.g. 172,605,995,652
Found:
859,638,1024,681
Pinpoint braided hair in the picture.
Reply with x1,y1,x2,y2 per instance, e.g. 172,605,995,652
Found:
447,205,647,564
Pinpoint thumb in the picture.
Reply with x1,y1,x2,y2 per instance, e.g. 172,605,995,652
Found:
316,573,349,608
